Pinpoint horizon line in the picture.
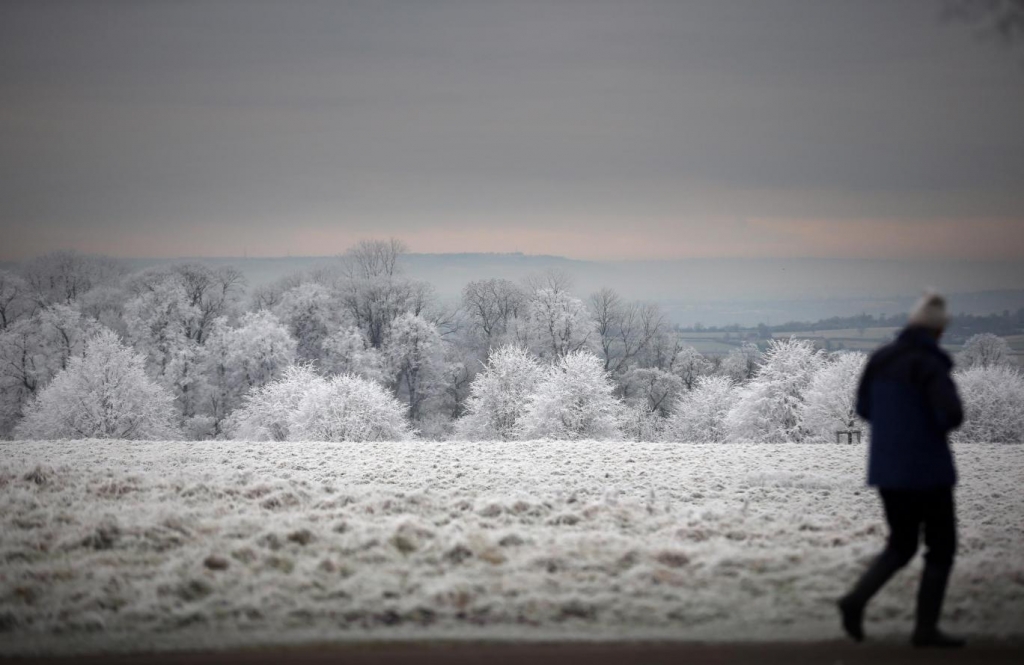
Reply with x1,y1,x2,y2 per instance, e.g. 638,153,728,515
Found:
4,251,1024,265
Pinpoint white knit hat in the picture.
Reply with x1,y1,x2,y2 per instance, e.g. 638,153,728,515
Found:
907,290,949,331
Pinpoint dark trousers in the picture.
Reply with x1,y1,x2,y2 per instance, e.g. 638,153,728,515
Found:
878,488,956,568
843,487,957,632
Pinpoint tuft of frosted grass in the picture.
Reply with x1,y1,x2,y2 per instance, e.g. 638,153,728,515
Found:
0,440,1022,656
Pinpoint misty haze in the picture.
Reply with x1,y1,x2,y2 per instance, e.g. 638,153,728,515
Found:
1,1,1023,663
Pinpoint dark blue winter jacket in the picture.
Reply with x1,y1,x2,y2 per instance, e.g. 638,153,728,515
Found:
856,326,963,489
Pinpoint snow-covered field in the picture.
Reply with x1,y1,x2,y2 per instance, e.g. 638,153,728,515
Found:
1,441,1022,656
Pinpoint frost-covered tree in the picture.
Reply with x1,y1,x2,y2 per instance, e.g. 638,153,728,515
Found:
801,352,868,443
339,274,434,350
521,349,622,440
0,305,104,437
522,268,574,294
461,278,526,351
116,265,247,435
952,366,1024,443
589,288,666,374
171,263,246,344
341,238,405,281
229,365,317,441
719,342,762,382
289,374,412,442
641,329,686,372
21,251,124,306
416,412,457,441
37,304,102,374
456,345,542,441
431,344,476,420
77,283,129,335
199,319,238,437
673,345,712,390
0,320,43,437
273,282,335,365
124,280,202,419
385,312,446,420
200,311,296,437
619,403,666,442
619,366,683,416
124,264,243,344
666,375,737,443
336,239,435,349
15,330,179,440
522,288,597,361
230,310,297,390
958,333,1015,370
230,365,410,442
0,304,101,388
250,272,305,311
725,338,824,442
322,326,386,383
0,270,31,330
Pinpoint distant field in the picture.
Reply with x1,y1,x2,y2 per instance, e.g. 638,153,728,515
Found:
768,328,894,353
681,328,1021,361
1002,335,1024,358
676,328,899,355
673,337,743,355
775,327,898,341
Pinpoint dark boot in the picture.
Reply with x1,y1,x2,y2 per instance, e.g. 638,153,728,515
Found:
912,630,966,648
837,596,864,642
838,550,908,642
911,564,965,648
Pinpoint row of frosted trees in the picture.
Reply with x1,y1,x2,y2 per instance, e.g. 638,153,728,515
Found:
1,245,1022,442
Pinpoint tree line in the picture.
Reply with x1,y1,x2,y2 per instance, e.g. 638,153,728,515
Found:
1,242,1021,442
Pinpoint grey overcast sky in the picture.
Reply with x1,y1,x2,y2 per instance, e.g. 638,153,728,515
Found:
1,0,1023,261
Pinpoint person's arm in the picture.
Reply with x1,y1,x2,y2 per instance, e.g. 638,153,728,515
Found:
855,359,874,422
923,359,963,433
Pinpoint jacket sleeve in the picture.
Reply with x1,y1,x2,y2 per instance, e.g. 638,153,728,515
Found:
923,359,963,433
855,359,874,422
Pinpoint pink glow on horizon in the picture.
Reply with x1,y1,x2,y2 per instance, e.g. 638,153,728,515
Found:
3,216,1022,261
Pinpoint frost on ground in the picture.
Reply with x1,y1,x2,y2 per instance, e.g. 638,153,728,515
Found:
1,441,1022,655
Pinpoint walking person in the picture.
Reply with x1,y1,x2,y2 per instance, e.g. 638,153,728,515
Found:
838,291,965,648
